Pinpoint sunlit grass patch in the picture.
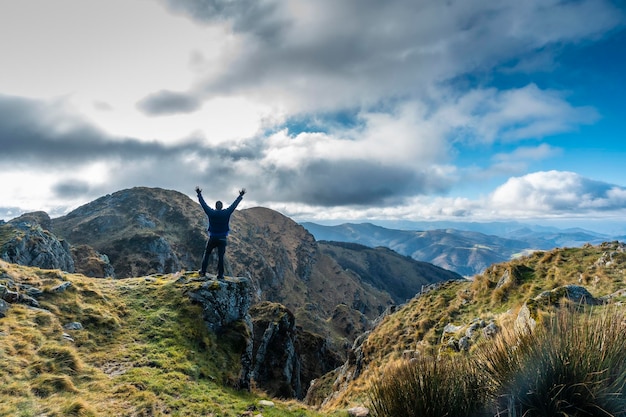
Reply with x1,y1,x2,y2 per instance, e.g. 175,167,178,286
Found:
31,373,78,398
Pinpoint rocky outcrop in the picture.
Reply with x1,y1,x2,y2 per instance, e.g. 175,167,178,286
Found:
517,284,601,332
71,245,115,278
186,275,254,389
0,267,44,317
1,215,75,272
250,302,300,398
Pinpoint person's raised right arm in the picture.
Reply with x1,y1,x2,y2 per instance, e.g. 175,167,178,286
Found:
196,186,211,214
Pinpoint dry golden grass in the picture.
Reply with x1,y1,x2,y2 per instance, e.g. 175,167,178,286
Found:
0,260,345,417
317,242,626,411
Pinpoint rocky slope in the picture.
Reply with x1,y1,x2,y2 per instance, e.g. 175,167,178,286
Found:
307,241,626,411
1,212,75,273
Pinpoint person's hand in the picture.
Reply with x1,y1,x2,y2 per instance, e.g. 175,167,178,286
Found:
195,186,202,194
239,188,246,197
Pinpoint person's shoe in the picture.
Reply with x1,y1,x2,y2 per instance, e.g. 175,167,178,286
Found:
198,270,206,277
217,275,225,281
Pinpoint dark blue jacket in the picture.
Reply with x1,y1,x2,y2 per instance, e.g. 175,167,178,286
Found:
198,193,242,238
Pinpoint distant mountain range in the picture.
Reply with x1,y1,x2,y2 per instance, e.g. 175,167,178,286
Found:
301,221,619,276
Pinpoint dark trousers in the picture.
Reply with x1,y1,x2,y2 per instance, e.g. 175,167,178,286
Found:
200,236,227,278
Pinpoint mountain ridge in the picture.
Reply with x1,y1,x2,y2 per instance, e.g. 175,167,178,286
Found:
302,221,613,276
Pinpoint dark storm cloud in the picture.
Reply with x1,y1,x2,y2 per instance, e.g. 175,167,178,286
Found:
51,180,91,198
160,0,288,42
0,94,211,165
136,90,202,116
258,159,451,207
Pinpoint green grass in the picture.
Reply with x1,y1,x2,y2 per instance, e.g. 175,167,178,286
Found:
0,262,344,416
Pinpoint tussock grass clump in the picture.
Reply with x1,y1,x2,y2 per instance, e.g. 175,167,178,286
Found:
478,306,626,417
34,343,84,375
61,398,98,417
369,355,488,417
31,373,78,398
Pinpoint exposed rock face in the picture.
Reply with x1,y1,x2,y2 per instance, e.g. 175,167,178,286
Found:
249,302,343,399
186,275,254,389
1,214,75,272
250,302,300,398
71,245,115,278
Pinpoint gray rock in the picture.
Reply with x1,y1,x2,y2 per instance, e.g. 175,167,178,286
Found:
0,299,8,318
250,302,300,398
51,281,73,293
347,406,369,417
459,336,471,351
516,303,536,333
25,287,44,297
64,322,84,331
2,220,75,272
483,322,499,338
188,276,254,390
495,269,511,289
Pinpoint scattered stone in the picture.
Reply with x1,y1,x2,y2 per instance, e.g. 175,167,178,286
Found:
51,281,72,293
2,288,19,303
482,322,499,338
495,269,512,289
458,336,471,351
446,337,459,352
25,287,44,297
0,299,8,318
19,294,40,307
347,406,370,416
465,321,482,338
516,303,536,333
258,400,274,408
64,322,84,331
443,323,462,334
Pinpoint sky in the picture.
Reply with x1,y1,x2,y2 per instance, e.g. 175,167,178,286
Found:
1,0,626,233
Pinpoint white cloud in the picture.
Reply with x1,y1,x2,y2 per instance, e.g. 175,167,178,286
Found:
489,171,626,215
435,84,600,144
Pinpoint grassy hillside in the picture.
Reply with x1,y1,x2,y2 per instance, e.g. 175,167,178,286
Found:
0,260,344,417
314,241,626,411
